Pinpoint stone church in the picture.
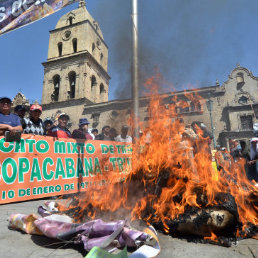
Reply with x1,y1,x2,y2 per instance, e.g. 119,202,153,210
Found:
13,0,258,149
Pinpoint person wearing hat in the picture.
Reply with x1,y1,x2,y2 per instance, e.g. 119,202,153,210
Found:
47,113,71,138
72,118,93,140
115,125,132,143
0,97,23,136
14,105,26,119
21,104,45,135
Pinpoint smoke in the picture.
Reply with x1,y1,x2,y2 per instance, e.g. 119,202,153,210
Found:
92,0,258,100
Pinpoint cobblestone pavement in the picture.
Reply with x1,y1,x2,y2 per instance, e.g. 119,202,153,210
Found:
0,200,257,258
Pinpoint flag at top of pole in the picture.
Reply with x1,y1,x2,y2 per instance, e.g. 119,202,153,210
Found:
0,0,79,36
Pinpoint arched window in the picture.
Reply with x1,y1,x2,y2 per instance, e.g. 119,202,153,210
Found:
92,43,95,53
100,83,105,102
72,38,77,53
190,101,201,112
51,75,60,101
100,53,103,61
58,42,62,56
68,71,76,99
91,76,97,101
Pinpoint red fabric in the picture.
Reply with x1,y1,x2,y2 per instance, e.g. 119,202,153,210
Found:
47,126,71,138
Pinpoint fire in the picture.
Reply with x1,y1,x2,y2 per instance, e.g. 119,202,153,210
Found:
61,72,257,240
204,232,218,241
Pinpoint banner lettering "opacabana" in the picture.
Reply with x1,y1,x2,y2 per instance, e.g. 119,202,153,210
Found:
0,135,132,204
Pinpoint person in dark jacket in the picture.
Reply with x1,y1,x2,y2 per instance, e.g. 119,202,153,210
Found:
72,118,93,140
95,125,111,140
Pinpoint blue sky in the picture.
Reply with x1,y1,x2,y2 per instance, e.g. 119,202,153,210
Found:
1,0,258,103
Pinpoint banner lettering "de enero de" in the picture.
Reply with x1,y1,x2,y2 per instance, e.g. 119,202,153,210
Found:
0,135,132,204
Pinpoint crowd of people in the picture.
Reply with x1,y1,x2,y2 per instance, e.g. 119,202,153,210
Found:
0,96,132,143
0,96,257,183
161,117,258,184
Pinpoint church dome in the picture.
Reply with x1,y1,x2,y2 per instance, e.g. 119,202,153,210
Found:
55,2,103,39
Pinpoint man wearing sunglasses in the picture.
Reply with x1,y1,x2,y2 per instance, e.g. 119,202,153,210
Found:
0,97,22,136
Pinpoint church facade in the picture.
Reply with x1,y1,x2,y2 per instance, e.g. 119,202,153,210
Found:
36,1,258,149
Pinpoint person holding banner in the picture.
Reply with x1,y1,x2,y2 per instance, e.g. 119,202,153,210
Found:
0,97,22,136
48,113,72,138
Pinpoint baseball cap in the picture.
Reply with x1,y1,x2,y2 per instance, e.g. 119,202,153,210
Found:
79,118,90,126
30,104,42,112
58,113,70,120
0,97,11,103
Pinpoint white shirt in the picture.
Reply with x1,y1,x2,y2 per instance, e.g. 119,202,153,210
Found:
115,134,132,143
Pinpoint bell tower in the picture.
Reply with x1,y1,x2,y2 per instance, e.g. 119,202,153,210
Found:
42,0,110,105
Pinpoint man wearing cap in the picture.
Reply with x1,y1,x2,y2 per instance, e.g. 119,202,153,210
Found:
47,113,71,138
115,125,132,143
72,118,93,140
21,104,45,135
0,97,22,136
14,105,26,119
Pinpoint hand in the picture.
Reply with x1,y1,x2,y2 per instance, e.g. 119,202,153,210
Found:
248,160,256,166
8,127,17,135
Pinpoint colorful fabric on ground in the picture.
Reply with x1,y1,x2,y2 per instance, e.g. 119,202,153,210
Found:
85,246,128,258
8,210,151,252
8,213,42,235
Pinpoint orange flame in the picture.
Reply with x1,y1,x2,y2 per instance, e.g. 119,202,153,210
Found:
62,72,257,239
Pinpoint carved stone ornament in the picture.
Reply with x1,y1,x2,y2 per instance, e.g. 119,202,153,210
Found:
233,91,255,105
62,30,72,41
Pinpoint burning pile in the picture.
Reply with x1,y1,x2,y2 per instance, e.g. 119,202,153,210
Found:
61,74,257,246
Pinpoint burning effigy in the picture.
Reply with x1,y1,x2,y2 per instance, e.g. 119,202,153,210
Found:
56,75,257,247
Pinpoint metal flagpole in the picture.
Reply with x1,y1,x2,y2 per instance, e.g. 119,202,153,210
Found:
131,0,139,140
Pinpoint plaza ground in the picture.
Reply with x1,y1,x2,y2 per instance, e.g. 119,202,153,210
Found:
0,199,257,258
